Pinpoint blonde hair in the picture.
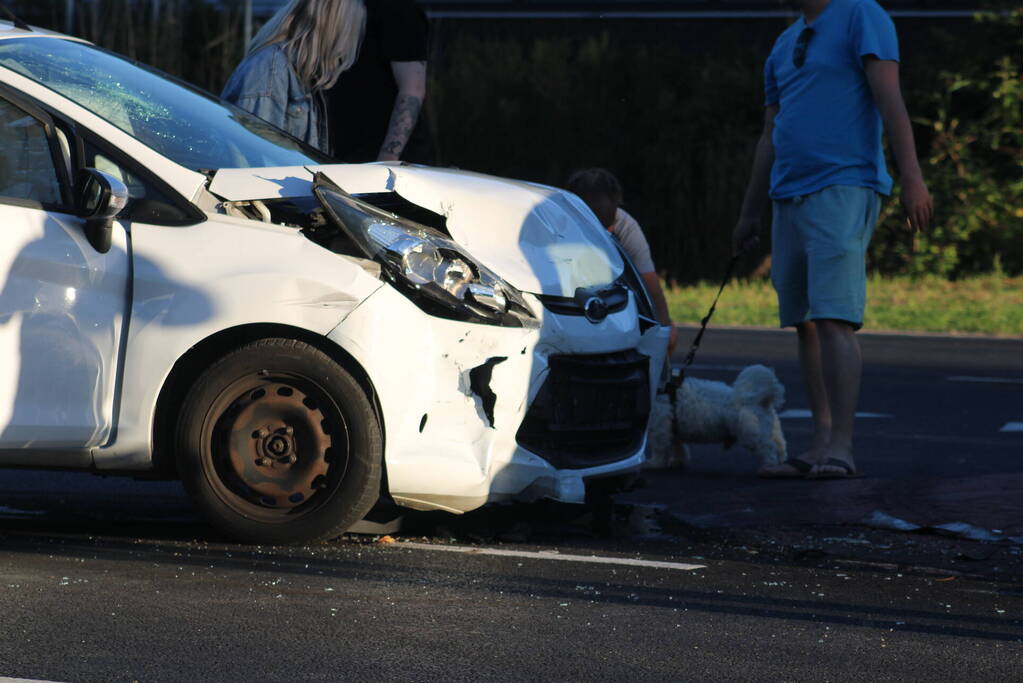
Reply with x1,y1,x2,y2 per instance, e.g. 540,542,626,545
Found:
249,0,366,91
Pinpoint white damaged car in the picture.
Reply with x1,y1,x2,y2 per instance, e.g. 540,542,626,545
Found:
0,21,669,543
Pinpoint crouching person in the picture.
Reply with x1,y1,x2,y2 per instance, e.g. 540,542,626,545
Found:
566,168,678,356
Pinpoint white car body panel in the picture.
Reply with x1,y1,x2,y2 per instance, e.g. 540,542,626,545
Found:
0,204,128,452
93,213,384,469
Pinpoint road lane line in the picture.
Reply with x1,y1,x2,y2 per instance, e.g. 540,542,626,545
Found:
1001,422,1023,432
2,678,70,683
392,542,706,571
780,409,892,419
947,376,1023,384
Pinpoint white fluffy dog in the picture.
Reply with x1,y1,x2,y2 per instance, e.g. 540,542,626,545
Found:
645,364,787,470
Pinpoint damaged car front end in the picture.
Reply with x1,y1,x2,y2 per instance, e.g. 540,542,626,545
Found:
211,162,670,515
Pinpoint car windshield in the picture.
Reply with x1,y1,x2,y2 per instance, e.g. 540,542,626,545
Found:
0,37,330,170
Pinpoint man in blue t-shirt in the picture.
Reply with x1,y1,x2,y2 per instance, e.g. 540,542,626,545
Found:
733,0,932,479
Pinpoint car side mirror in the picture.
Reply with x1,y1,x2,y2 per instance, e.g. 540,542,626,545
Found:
77,168,128,254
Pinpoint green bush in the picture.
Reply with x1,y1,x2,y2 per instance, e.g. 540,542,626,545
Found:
871,9,1023,278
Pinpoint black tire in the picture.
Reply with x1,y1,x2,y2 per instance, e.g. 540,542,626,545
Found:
176,338,382,544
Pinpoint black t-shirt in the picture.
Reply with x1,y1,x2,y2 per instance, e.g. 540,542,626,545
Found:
327,0,428,162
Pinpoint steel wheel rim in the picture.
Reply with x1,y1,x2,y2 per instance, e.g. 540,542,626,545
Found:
200,371,351,523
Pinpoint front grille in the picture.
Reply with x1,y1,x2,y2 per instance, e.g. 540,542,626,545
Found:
537,283,630,318
516,350,651,469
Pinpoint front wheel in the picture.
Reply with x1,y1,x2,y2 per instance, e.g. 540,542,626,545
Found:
176,338,382,544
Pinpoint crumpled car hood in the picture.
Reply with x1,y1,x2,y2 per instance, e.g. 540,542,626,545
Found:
208,163,623,297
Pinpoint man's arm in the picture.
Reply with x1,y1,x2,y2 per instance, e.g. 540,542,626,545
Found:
732,104,778,254
378,60,426,161
864,56,932,231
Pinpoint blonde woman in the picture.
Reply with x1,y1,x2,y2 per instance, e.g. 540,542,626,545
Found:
222,0,366,153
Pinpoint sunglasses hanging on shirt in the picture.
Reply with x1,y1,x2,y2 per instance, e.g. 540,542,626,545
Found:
793,27,814,68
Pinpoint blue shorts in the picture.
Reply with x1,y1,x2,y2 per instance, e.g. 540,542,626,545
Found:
771,185,881,329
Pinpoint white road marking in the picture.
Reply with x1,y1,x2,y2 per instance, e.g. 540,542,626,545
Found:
779,409,892,419
947,376,1023,385
392,542,705,571
2,678,69,683
1000,422,1023,433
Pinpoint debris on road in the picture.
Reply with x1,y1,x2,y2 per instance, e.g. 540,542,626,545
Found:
861,510,1023,545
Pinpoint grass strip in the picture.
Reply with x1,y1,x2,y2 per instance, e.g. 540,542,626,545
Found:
665,274,1023,337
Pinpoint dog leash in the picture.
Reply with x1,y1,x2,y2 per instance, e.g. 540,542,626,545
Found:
668,254,739,441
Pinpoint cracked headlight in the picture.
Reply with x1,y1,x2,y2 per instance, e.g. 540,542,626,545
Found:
314,175,537,328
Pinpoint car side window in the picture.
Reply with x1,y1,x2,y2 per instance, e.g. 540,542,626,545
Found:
82,140,197,225
84,141,152,200
0,97,63,206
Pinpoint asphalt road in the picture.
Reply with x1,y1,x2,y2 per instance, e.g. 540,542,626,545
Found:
1,329,1022,682
1,526,1021,682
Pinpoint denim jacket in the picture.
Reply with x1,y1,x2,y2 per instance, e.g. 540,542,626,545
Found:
221,44,328,153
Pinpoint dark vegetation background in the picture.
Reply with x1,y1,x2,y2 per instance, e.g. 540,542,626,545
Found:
11,2,1022,283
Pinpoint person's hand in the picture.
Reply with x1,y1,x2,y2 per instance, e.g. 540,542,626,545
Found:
732,216,761,255
667,324,679,357
902,176,932,231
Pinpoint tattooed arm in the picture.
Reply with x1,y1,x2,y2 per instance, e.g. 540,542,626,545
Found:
378,60,427,161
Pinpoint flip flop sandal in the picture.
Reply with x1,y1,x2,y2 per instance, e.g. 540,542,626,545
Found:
759,457,815,479
808,457,863,479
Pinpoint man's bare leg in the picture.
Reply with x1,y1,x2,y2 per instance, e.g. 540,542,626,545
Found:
758,321,831,475
797,321,833,458
812,318,861,475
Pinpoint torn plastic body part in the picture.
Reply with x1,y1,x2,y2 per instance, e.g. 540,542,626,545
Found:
860,511,1023,544
468,357,507,428
354,191,451,236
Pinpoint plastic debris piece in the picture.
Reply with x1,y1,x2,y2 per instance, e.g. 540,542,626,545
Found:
377,535,397,544
860,510,921,532
860,510,1023,545
932,522,1003,543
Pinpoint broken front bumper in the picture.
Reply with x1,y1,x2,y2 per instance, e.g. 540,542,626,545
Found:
327,284,669,514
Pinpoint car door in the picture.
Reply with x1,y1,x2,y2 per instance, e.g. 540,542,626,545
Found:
0,90,130,452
